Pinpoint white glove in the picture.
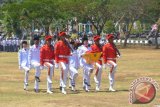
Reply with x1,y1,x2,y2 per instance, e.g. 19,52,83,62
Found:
40,66,44,70
55,63,59,69
103,64,107,69
117,55,121,59
81,53,85,57
19,66,22,70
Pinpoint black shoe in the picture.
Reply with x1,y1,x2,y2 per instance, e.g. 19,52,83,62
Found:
35,76,40,82
34,89,39,93
59,86,62,91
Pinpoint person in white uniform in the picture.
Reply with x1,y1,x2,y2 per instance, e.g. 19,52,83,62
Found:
77,37,93,92
18,41,30,90
2,39,6,51
68,40,79,91
16,38,20,51
28,36,41,93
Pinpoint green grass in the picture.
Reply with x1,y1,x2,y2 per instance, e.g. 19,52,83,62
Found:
0,49,160,107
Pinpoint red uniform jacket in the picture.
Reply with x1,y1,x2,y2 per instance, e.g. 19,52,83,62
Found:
54,40,71,64
40,44,55,65
102,43,116,63
91,44,102,65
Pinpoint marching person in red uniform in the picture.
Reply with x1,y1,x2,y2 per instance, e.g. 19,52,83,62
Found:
40,35,55,94
54,32,71,94
103,34,119,92
91,35,103,91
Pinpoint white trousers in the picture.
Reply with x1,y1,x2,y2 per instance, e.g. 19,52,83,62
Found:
31,62,41,77
94,63,102,88
83,63,93,88
31,62,41,90
107,60,117,87
69,66,78,87
44,62,54,91
59,62,69,88
22,66,29,84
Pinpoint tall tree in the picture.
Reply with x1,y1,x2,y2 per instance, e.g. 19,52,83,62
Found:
110,0,153,47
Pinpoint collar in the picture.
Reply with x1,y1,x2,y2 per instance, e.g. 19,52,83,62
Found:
22,48,27,51
34,44,39,48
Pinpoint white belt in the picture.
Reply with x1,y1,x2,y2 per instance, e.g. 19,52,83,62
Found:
107,58,116,60
59,55,69,58
99,58,102,61
43,59,54,62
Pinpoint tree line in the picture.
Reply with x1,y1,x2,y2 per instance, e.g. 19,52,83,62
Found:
0,0,160,48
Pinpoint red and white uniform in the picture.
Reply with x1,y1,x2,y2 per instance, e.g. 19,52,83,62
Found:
40,44,55,92
54,40,70,64
40,44,55,65
103,43,117,63
54,40,71,89
91,44,102,89
103,42,117,89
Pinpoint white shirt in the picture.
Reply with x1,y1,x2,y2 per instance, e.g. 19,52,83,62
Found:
16,40,20,46
12,40,16,45
18,48,29,67
8,40,12,45
28,44,41,65
2,40,6,46
69,49,79,69
6,40,9,45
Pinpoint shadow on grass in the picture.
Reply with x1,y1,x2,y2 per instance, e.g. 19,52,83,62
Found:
116,89,129,92
24,88,129,95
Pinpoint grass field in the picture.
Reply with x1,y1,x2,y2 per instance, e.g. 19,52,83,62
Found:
0,49,160,107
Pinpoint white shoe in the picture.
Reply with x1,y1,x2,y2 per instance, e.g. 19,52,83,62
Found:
71,86,76,91
95,86,100,91
62,88,67,94
47,77,52,83
24,83,28,90
47,90,53,94
109,87,116,92
85,85,90,92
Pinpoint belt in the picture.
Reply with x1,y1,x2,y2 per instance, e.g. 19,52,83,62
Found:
107,58,116,60
43,59,54,62
99,58,102,61
59,55,69,58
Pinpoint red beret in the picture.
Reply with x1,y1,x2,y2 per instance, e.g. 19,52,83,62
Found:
93,35,100,41
45,35,52,41
59,32,66,37
106,34,114,40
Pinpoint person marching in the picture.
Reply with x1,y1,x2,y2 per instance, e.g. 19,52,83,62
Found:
77,37,93,92
40,35,55,94
28,36,41,93
54,32,71,94
68,40,79,91
91,35,103,91
18,41,30,90
103,34,120,92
